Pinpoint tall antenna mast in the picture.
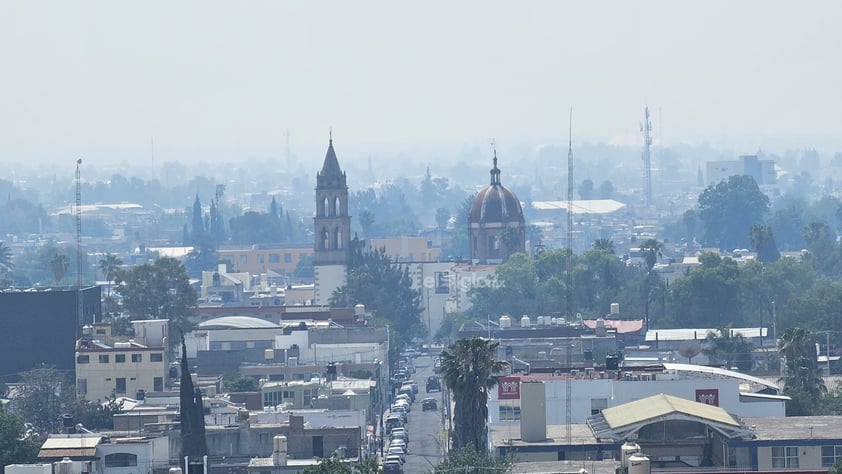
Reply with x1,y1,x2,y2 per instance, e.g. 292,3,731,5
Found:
641,106,653,206
75,159,84,334
565,109,574,444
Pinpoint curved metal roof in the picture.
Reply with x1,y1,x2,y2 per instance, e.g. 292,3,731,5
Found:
662,362,780,391
198,316,280,329
588,393,754,442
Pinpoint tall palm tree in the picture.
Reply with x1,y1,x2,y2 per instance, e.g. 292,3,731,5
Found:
0,242,14,274
640,238,663,272
779,327,826,399
98,253,123,297
440,337,507,451
49,252,70,285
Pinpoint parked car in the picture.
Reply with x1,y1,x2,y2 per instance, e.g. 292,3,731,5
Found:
385,415,403,433
387,446,406,463
383,460,403,473
422,397,438,411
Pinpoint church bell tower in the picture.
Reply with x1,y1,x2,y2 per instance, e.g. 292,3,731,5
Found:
313,137,351,304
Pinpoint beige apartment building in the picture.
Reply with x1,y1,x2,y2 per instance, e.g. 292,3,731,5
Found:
75,321,168,402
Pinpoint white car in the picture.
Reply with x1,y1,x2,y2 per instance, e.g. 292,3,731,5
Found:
389,439,408,452
387,446,406,463
385,453,404,465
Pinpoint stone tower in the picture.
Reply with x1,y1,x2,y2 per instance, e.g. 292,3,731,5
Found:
314,138,351,304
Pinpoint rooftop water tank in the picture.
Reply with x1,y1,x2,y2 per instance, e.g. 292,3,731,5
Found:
610,302,620,315
499,315,512,328
536,316,545,326
628,454,651,474
520,315,531,328
596,318,606,336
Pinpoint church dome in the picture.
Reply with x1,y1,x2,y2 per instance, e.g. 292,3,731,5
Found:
469,155,523,224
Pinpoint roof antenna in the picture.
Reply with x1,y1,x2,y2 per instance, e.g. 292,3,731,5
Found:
329,127,333,143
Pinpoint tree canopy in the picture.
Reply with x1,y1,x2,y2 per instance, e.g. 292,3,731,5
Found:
698,175,770,250
330,244,424,359
114,257,197,341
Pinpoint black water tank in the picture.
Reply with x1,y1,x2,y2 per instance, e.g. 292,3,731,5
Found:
583,349,593,361
136,389,146,401
605,355,619,370
62,414,75,428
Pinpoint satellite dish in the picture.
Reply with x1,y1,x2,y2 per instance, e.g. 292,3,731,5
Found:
678,340,702,364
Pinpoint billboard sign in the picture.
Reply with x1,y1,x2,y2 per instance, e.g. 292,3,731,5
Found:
498,376,520,400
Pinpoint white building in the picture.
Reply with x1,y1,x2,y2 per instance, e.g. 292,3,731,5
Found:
488,363,787,426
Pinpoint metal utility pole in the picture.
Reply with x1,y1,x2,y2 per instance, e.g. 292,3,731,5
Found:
641,106,653,206
75,159,84,334
566,109,574,321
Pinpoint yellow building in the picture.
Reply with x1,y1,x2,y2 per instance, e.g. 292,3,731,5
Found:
75,321,168,402
217,244,313,276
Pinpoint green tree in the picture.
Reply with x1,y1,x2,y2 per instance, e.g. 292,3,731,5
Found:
330,246,424,359
779,328,825,415
749,224,780,263
598,180,614,199
302,453,380,473
0,407,41,466
0,242,14,275
10,366,74,433
703,327,754,371
293,254,314,279
592,238,615,254
432,446,512,474
440,337,507,451
359,209,375,240
698,174,770,250
49,251,70,285
578,179,594,200
67,396,123,430
223,374,258,393
98,254,123,311
114,257,197,340
669,253,741,328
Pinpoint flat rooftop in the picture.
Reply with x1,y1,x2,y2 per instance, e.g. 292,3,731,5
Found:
744,416,842,440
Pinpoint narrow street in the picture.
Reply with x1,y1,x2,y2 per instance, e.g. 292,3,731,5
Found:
383,354,445,473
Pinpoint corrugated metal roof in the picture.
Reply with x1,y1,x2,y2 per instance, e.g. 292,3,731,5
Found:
198,316,280,329
662,362,781,391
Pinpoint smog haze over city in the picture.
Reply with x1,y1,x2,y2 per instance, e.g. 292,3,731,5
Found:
2,0,841,177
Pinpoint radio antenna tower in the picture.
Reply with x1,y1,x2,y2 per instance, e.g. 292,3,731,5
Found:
641,106,653,206
565,109,574,444
75,159,84,334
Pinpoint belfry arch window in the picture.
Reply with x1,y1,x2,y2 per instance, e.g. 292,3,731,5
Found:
334,196,342,216
335,227,343,249
322,197,329,217
321,228,330,250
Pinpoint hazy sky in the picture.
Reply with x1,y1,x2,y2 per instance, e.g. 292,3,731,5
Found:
2,1,841,167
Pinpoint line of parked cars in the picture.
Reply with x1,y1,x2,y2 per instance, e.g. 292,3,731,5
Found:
384,388,414,473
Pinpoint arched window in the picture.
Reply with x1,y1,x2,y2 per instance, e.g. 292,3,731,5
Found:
335,228,343,249
322,197,329,217
105,453,137,468
334,196,342,216
321,228,330,250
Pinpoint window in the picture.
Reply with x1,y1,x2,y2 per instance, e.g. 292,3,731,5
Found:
591,398,608,416
822,446,842,467
154,377,163,392
151,353,163,362
98,355,109,363
77,355,90,364
104,453,137,468
115,378,126,394
131,354,142,363
239,255,248,265
284,253,292,263
269,254,280,263
77,379,87,396
115,354,126,363
95,329,106,335
772,446,799,468
257,254,265,264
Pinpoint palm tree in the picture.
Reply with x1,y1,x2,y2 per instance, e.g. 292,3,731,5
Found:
703,327,754,371
98,254,123,297
440,337,507,451
0,242,14,274
749,224,780,263
779,327,826,399
359,210,374,240
640,238,663,272
592,238,615,254
49,252,70,285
